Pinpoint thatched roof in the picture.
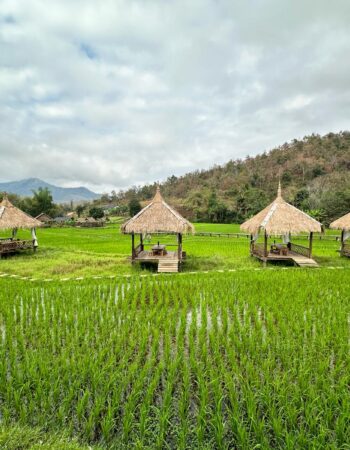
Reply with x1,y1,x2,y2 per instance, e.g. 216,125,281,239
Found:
121,187,194,234
240,182,322,235
76,217,96,224
35,213,52,222
0,195,42,230
330,212,350,231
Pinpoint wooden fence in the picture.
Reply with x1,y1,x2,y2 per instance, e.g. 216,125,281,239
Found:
290,243,310,258
192,232,341,241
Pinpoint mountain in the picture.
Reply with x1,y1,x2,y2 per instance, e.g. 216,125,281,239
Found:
0,178,100,204
117,131,350,224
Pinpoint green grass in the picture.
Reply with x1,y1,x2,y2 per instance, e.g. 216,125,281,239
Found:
0,425,101,449
1,270,349,449
0,224,347,279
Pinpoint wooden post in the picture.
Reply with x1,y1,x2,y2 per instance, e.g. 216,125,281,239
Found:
178,233,182,260
250,234,253,255
309,232,313,258
140,233,144,251
131,233,135,261
340,229,344,256
264,231,268,258
12,228,17,241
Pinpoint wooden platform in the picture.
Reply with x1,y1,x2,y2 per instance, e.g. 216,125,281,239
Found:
133,251,180,273
158,259,179,273
253,251,319,267
0,239,36,257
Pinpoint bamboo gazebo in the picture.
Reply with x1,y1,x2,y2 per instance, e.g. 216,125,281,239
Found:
0,194,42,257
240,182,322,267
121,187,194,272
330,212,350,257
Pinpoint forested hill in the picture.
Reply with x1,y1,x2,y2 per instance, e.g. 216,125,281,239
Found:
120,132,350,224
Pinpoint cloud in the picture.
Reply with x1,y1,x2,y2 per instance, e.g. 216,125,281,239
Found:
0,0,350,192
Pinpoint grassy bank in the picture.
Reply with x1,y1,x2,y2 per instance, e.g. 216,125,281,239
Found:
0,224,346,279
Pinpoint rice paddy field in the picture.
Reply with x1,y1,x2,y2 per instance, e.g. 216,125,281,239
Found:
1,224,350,449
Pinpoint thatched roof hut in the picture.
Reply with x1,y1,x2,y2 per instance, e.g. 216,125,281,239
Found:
35,213,52,223
121,187,194,272
121,187,194,235
240,183,322,265
330,212,350,231
330,212,350,257
0,194,42,256
0,195,42,230
76,216,104,228
76,216,96,224
240,183,322,236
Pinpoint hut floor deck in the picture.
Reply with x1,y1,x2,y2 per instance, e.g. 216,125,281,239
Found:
0,239,36,257
134,251,180,273
253,251,319,267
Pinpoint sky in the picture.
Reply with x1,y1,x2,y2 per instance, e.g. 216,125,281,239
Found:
1,0,350,193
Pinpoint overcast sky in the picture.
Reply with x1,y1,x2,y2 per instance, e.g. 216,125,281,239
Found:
1,0,350,192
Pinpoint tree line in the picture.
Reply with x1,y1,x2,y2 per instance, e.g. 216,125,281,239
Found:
109,132,350,225
2,132,350,225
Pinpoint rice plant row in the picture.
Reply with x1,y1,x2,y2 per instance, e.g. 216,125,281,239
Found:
0,270,349,449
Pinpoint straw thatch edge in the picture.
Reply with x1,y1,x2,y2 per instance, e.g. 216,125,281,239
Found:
330,212,350,231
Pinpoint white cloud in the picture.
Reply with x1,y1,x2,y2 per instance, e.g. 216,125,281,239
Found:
0,0,350,192
284,95,313,111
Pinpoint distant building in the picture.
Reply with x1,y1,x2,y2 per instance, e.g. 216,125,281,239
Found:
66,211,78,219
75,217,104,227
53,216,69,226
35,213,52,224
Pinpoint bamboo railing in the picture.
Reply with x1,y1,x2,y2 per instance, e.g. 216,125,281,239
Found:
0,239,35,255
252,243,266,258
290,243,310,258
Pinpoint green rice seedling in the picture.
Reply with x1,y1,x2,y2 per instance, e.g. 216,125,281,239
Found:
0,269,350,448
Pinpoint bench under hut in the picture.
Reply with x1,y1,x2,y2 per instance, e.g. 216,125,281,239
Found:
0,194,42,257
330,212,350,257
240,182,322,267
121,187,194,272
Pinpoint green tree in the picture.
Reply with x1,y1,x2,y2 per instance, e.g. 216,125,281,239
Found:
128,197,142,217
322,189,350,224
89,207,104,220
30,187,56,217
207,191,229,223
305,209,327,223
294,188,309,209
76,205,85,218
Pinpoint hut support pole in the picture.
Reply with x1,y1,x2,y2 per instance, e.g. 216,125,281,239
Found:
178,233,182,260
340,229,344,256
308,232,313,258
250,234,253,255
12,228,17,240
131,233,135,261
31,228,38,251
264,231,268,258
140,233,144,251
